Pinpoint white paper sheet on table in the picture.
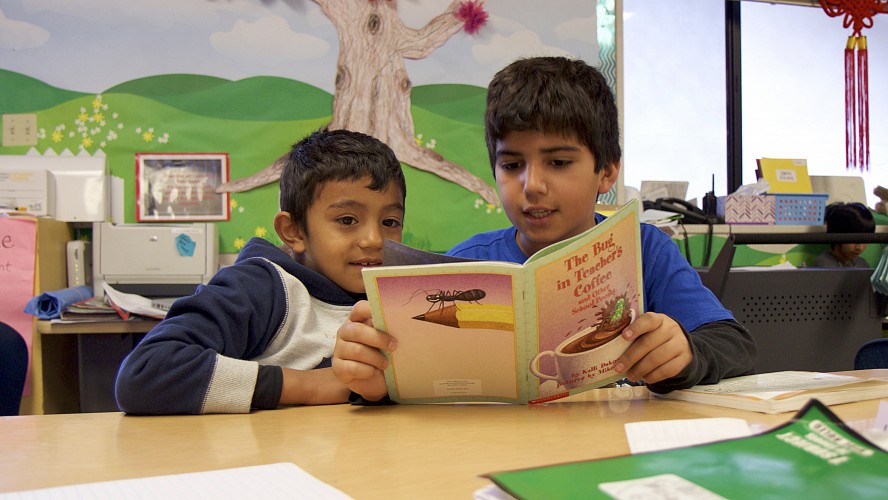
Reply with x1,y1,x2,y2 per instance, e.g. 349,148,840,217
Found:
0,463,352,500
624,401,888,455
625,418,753,454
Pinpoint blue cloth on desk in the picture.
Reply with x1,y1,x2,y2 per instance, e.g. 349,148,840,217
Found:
24,285,93,320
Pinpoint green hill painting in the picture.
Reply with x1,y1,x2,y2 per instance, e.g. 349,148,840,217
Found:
0,69,507,254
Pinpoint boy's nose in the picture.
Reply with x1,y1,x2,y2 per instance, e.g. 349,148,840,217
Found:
522,164,547,195
359,225,384,249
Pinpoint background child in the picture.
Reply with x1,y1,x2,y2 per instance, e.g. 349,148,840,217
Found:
333,57,756,401
116,129,406,414
0,321,28,416
813,202,875,268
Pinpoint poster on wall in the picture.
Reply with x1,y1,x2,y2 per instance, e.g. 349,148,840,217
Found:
0,216,36,396
135,153,230,222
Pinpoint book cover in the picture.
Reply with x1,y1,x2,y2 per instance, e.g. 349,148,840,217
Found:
757,158,813,194
653,371,888,414
362,202,644,404
483,400,888,499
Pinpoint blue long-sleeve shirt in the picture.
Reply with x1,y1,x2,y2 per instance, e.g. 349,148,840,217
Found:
115,238,362,414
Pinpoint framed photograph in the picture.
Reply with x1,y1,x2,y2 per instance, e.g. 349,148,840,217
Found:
135,153,230,222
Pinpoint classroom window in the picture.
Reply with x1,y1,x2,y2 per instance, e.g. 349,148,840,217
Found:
622,0,726,205
623,0,887,207
741,1,887,205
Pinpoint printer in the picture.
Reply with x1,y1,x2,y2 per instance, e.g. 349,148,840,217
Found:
93,222,218,298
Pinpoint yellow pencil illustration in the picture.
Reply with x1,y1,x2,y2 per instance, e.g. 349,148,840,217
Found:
412,303,514,331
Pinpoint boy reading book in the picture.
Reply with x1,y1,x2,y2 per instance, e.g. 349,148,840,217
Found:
115,129,406,414
333,57,756,402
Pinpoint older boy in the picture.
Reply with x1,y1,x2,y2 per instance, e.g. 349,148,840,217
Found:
115,129,406,414
333,57,755,402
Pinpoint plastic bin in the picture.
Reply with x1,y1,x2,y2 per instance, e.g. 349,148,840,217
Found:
774,193,828,225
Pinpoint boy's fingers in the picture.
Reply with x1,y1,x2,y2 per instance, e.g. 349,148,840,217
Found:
615,313,661,373
335,336,389,371
618,317,692,383
333,357,384,383
629,351,691,384
349,300,374,325
621,311,660,341
338,321,397,352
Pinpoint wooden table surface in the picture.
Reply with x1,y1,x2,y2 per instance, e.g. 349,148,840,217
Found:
3,370,886,498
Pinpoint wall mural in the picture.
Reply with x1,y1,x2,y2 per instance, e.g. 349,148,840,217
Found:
0,0,617,253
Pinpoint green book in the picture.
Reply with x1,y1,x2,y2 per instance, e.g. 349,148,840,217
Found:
483,400,886,499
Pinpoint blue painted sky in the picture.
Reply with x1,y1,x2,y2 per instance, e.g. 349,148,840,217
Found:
1,0,601,93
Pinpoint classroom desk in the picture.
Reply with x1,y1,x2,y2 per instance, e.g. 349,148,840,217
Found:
2,370,886,499
33,319,159,414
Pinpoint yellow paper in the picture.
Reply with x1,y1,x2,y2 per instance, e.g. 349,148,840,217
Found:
758,158,812,194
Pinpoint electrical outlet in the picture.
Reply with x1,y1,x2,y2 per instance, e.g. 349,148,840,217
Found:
2,113,38,147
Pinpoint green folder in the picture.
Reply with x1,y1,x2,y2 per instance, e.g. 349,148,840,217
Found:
484,400,887,499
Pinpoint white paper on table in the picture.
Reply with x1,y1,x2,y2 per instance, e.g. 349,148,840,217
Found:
625,418,753,454
856,400,888,451
599,474,728,500
0,463,352,500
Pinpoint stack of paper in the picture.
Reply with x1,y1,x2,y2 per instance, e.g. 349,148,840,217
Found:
653,371,888,414
103,283,169,320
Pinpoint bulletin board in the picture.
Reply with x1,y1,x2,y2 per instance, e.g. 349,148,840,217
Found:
0,0,620,254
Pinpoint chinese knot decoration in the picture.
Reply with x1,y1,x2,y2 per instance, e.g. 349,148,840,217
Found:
820,0,888,171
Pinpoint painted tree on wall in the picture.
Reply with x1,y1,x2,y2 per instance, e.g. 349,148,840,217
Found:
218,0,499,204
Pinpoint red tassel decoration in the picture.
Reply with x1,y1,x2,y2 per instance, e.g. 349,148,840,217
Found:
858,36,869,171
842,35,871,171
821,0,888,172
845,36,856,170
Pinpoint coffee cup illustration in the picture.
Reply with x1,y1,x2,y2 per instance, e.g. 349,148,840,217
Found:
530,308,634,390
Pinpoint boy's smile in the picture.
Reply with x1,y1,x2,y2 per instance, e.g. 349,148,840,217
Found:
288,177,404,294
494,130,618,257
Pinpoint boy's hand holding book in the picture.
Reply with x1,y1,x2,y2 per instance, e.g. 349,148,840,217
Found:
616,312,693,386
333,300,394,402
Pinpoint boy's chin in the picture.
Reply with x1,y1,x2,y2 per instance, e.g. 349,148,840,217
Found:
340,284,365,295
336,278,366,295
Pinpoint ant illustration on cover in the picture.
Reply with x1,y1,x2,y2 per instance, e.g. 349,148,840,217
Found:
406,288,487,313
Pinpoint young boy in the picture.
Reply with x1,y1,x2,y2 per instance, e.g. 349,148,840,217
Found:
115,129,407,414
813,202,875,268
333,57,756,402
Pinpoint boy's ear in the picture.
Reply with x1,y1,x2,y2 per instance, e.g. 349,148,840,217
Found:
597,161,621,194
274,211,307,254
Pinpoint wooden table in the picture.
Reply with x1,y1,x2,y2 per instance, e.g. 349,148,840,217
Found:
3,370,886,499
32,319,159,413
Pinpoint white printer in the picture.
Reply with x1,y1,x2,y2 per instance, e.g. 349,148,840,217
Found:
93,222,218,298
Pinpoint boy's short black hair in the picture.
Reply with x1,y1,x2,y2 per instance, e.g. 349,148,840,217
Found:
280,129,406,232
485,56,621,174
825,202,875,237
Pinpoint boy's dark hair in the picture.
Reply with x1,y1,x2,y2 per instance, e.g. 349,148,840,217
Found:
825,202,875,247
280,129,406,232
484,56,621,174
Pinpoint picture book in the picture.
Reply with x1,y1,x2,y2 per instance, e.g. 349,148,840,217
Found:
361,202,643,404
653,371,888,414
757,157,813,194
481,400,888,499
